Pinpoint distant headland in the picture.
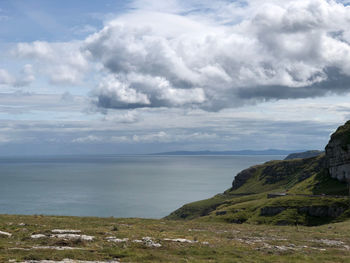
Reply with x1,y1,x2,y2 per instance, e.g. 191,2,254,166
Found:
151,149,310,156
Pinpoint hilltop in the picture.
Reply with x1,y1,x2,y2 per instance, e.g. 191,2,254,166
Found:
284,150,324,160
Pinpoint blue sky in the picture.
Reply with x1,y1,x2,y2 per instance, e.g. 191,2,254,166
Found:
1,0,350,155
0,0,130,41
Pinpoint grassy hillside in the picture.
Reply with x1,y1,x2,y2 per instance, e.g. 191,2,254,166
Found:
284,150,324,160
1,214,350,263
167,155,350,225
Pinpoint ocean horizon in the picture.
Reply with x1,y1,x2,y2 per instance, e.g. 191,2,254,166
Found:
0,155,284,218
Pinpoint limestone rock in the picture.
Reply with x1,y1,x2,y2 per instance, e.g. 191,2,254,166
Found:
0,230,12,237
260,206,286,216
51,229,81,234
232,166,258,190
325,120,350,182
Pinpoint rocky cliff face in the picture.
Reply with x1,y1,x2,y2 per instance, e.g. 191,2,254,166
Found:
231,165,259,190
325,121,350,182
231,155,326,193
260,205,345,218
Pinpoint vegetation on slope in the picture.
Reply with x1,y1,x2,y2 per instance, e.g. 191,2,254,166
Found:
284,150,324,160
167,155,349,225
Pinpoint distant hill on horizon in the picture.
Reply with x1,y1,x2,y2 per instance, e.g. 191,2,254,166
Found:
151,149,310,156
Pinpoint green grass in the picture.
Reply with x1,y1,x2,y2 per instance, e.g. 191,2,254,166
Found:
167,154,350,226
1,214,350,262
289,170,348,195
201,194,349,226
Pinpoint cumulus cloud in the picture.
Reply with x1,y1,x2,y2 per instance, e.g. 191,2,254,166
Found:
8,0,350,111
0,64,35,87
83,0,350,110
14,41,89,85
93,74,206,109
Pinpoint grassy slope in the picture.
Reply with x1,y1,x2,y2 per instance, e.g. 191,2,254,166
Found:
166,155,350,225
1,214,350,263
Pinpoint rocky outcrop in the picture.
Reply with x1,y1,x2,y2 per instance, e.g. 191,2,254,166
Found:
231,166,258,190
298,206,345,218
260,206,287,216
325,121,350,182
231,154,326,193
260,206,345,218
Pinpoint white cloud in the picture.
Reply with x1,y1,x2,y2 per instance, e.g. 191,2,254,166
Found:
102,111,139,123
14,41,89,85
131,131,218,143
72,135,102,143
0,69,15,85
6,0,350,111
84,0,350,110
0,65,35,87
71,24,97,35
94,74,206,109
71,130,218,145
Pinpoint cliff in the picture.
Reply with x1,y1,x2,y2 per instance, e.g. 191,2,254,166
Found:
325,121,350,182
167,121,350,225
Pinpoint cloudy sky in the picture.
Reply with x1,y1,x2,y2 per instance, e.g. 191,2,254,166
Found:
1,0,350,155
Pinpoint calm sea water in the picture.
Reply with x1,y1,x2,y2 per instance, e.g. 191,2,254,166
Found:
0,155,283,218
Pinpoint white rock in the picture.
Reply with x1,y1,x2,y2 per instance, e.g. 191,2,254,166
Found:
19,260,120,263
316,239,345,246
106,237,129,243
142,237,162,248
0,230,12,237
133,237,161,247
32,246,82,250
10,246,82,251
163,238,197,243
52,229,81,234
31,234,47,239
51,234,94,241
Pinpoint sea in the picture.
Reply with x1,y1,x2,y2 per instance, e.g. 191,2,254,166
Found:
0,155,284,218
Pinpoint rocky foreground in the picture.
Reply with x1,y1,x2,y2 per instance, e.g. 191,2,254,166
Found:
1,214,350,262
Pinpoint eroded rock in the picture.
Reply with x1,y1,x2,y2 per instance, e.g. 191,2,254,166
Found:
106,237,129,243
19,260,120,263
51,234,94,241
325,120,350,182
0,230,12,237
133,237,161,247
52,229,81,234
163,238,198,243
31,234,47,239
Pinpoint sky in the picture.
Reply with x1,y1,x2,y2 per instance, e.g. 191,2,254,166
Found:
1,0,350,155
